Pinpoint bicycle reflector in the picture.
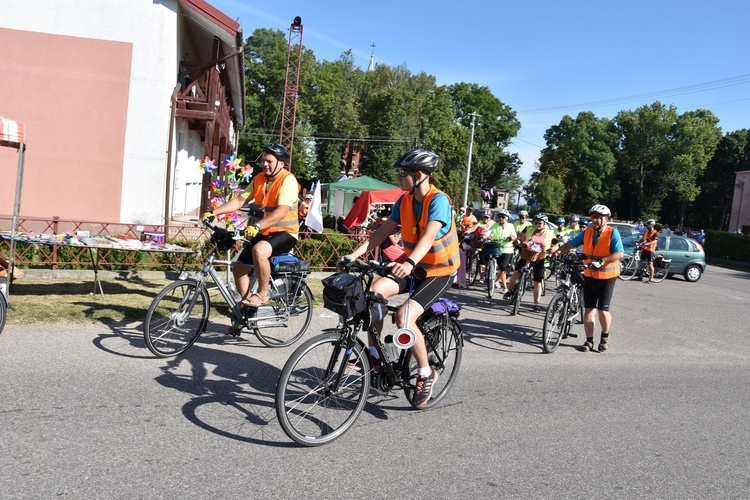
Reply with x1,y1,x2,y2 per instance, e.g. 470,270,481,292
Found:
393,327,416,349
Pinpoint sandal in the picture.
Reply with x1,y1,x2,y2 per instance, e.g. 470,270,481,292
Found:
576,339,595,352
599,334,610,352
240,293,269,308
225,325,242,336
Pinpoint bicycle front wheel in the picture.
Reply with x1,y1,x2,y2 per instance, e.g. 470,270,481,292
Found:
619,256,637,280
404,317,463,409
512,273,525,316
253,283,313,348
144,280,209,357
0,295,7,335
486,259,497,299
468,254,479,285
276,333,370,446
542,294,569,353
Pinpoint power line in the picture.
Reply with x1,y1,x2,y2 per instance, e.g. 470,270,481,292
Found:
242,130,414,143
518,73,750,115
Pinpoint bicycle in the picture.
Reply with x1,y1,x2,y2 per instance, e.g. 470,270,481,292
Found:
542,252,586,353
143,221,314,357
275,259,463,446
461,235,481,285
619,244,669,283
507,258,535,316
0,281,7,335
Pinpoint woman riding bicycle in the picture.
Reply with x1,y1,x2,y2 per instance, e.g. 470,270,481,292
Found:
485,209,516,293
504,213,557,312
343,149,460,407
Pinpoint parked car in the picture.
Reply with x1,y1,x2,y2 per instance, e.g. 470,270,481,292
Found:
609,222,641,238
620,233,706,282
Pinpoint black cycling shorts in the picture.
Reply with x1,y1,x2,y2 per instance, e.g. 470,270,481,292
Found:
641,249,655,262
582,276,617,311
388,273,454,311
497,253,513,271
236,232,296,265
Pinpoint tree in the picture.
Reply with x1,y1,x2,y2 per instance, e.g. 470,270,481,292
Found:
691,129,750,229
660,109,721,225
539,112,618,214
614,102,679,219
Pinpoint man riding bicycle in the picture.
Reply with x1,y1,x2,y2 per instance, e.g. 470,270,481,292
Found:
205,142,299,312
344,149,459,407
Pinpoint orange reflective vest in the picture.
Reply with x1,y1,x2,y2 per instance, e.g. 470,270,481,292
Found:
252,170,299,235
400,186,460,277
641,228,658,252
583,226,620,279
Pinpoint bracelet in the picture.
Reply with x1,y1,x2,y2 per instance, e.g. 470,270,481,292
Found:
405,257,416,267
254,222,262,231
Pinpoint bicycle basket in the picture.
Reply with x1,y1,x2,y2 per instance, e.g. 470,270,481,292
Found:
210,227,236,252
321,272,367,318
483,240,502,255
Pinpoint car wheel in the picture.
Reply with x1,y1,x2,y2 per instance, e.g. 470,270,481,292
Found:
683,265,702,283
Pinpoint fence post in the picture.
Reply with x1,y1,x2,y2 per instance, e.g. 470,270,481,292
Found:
51,216,60,270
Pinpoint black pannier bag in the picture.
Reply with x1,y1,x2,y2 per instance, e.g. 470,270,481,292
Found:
321,272,367,318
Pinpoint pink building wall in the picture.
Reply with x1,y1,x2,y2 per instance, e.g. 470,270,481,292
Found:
0,28,131,222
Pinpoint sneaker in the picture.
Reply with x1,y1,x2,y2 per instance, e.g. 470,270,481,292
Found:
503,289,513,300
532,305,541,312
478,278,485,283
412,368,438,407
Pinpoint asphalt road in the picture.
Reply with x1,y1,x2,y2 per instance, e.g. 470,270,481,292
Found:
1,266,749,498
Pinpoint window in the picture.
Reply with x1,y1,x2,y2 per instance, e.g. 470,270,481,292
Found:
669,238,689,252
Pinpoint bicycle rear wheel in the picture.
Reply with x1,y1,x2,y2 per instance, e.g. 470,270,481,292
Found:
619,256,637,280
276,333,370,446
253,283,313,347
652,262,669,283
486,259,497,298
542,294,568,353
404,317,463,409
144,280,209,357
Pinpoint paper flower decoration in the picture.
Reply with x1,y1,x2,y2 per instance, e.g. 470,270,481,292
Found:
203,153,251,233
223,153,242,172
238,164,253,183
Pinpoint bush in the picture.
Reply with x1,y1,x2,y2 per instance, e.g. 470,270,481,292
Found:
704,230,750,262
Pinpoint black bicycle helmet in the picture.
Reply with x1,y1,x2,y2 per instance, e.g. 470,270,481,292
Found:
394,149,439,173
262,142,290,162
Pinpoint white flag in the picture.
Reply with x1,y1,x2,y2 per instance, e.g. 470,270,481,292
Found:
305,181,324,233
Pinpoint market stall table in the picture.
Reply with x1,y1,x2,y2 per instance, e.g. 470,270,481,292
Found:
0,232,198,298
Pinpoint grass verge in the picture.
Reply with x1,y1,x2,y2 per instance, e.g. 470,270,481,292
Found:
3,276,325,326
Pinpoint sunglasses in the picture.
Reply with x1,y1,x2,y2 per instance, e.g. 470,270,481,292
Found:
534,220,544,224
397,169,414,178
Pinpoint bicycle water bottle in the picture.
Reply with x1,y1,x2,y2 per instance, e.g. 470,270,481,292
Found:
383,334,399,362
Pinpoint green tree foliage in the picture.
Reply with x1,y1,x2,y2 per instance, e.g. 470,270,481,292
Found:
538,112,618,213
614,102,680,219
691,129,750,229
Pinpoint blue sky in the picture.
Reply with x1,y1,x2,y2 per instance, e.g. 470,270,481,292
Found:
208,0,750,182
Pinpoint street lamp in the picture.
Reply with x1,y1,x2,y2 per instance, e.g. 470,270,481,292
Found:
461,112,480,209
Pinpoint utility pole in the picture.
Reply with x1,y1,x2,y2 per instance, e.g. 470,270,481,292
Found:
462,112,480,208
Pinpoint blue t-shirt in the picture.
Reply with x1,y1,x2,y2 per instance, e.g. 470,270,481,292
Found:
390,192,453,238
568,226,624,253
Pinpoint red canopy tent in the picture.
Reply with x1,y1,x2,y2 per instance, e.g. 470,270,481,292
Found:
343,187,403,229
1,116,27,295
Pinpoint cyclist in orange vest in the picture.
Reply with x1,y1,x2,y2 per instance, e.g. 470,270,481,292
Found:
345,149,459,407
205,142,299,314
555,204,624,352
638,219,659,283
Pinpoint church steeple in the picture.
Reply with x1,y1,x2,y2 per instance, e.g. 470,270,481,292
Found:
367,42,376,71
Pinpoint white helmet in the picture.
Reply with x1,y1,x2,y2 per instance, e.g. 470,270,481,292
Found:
518,210,528,217
305,193,313,199
589,204,611,217
647,218,655,225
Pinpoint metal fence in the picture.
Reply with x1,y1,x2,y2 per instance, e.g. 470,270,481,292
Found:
1,215,372,271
